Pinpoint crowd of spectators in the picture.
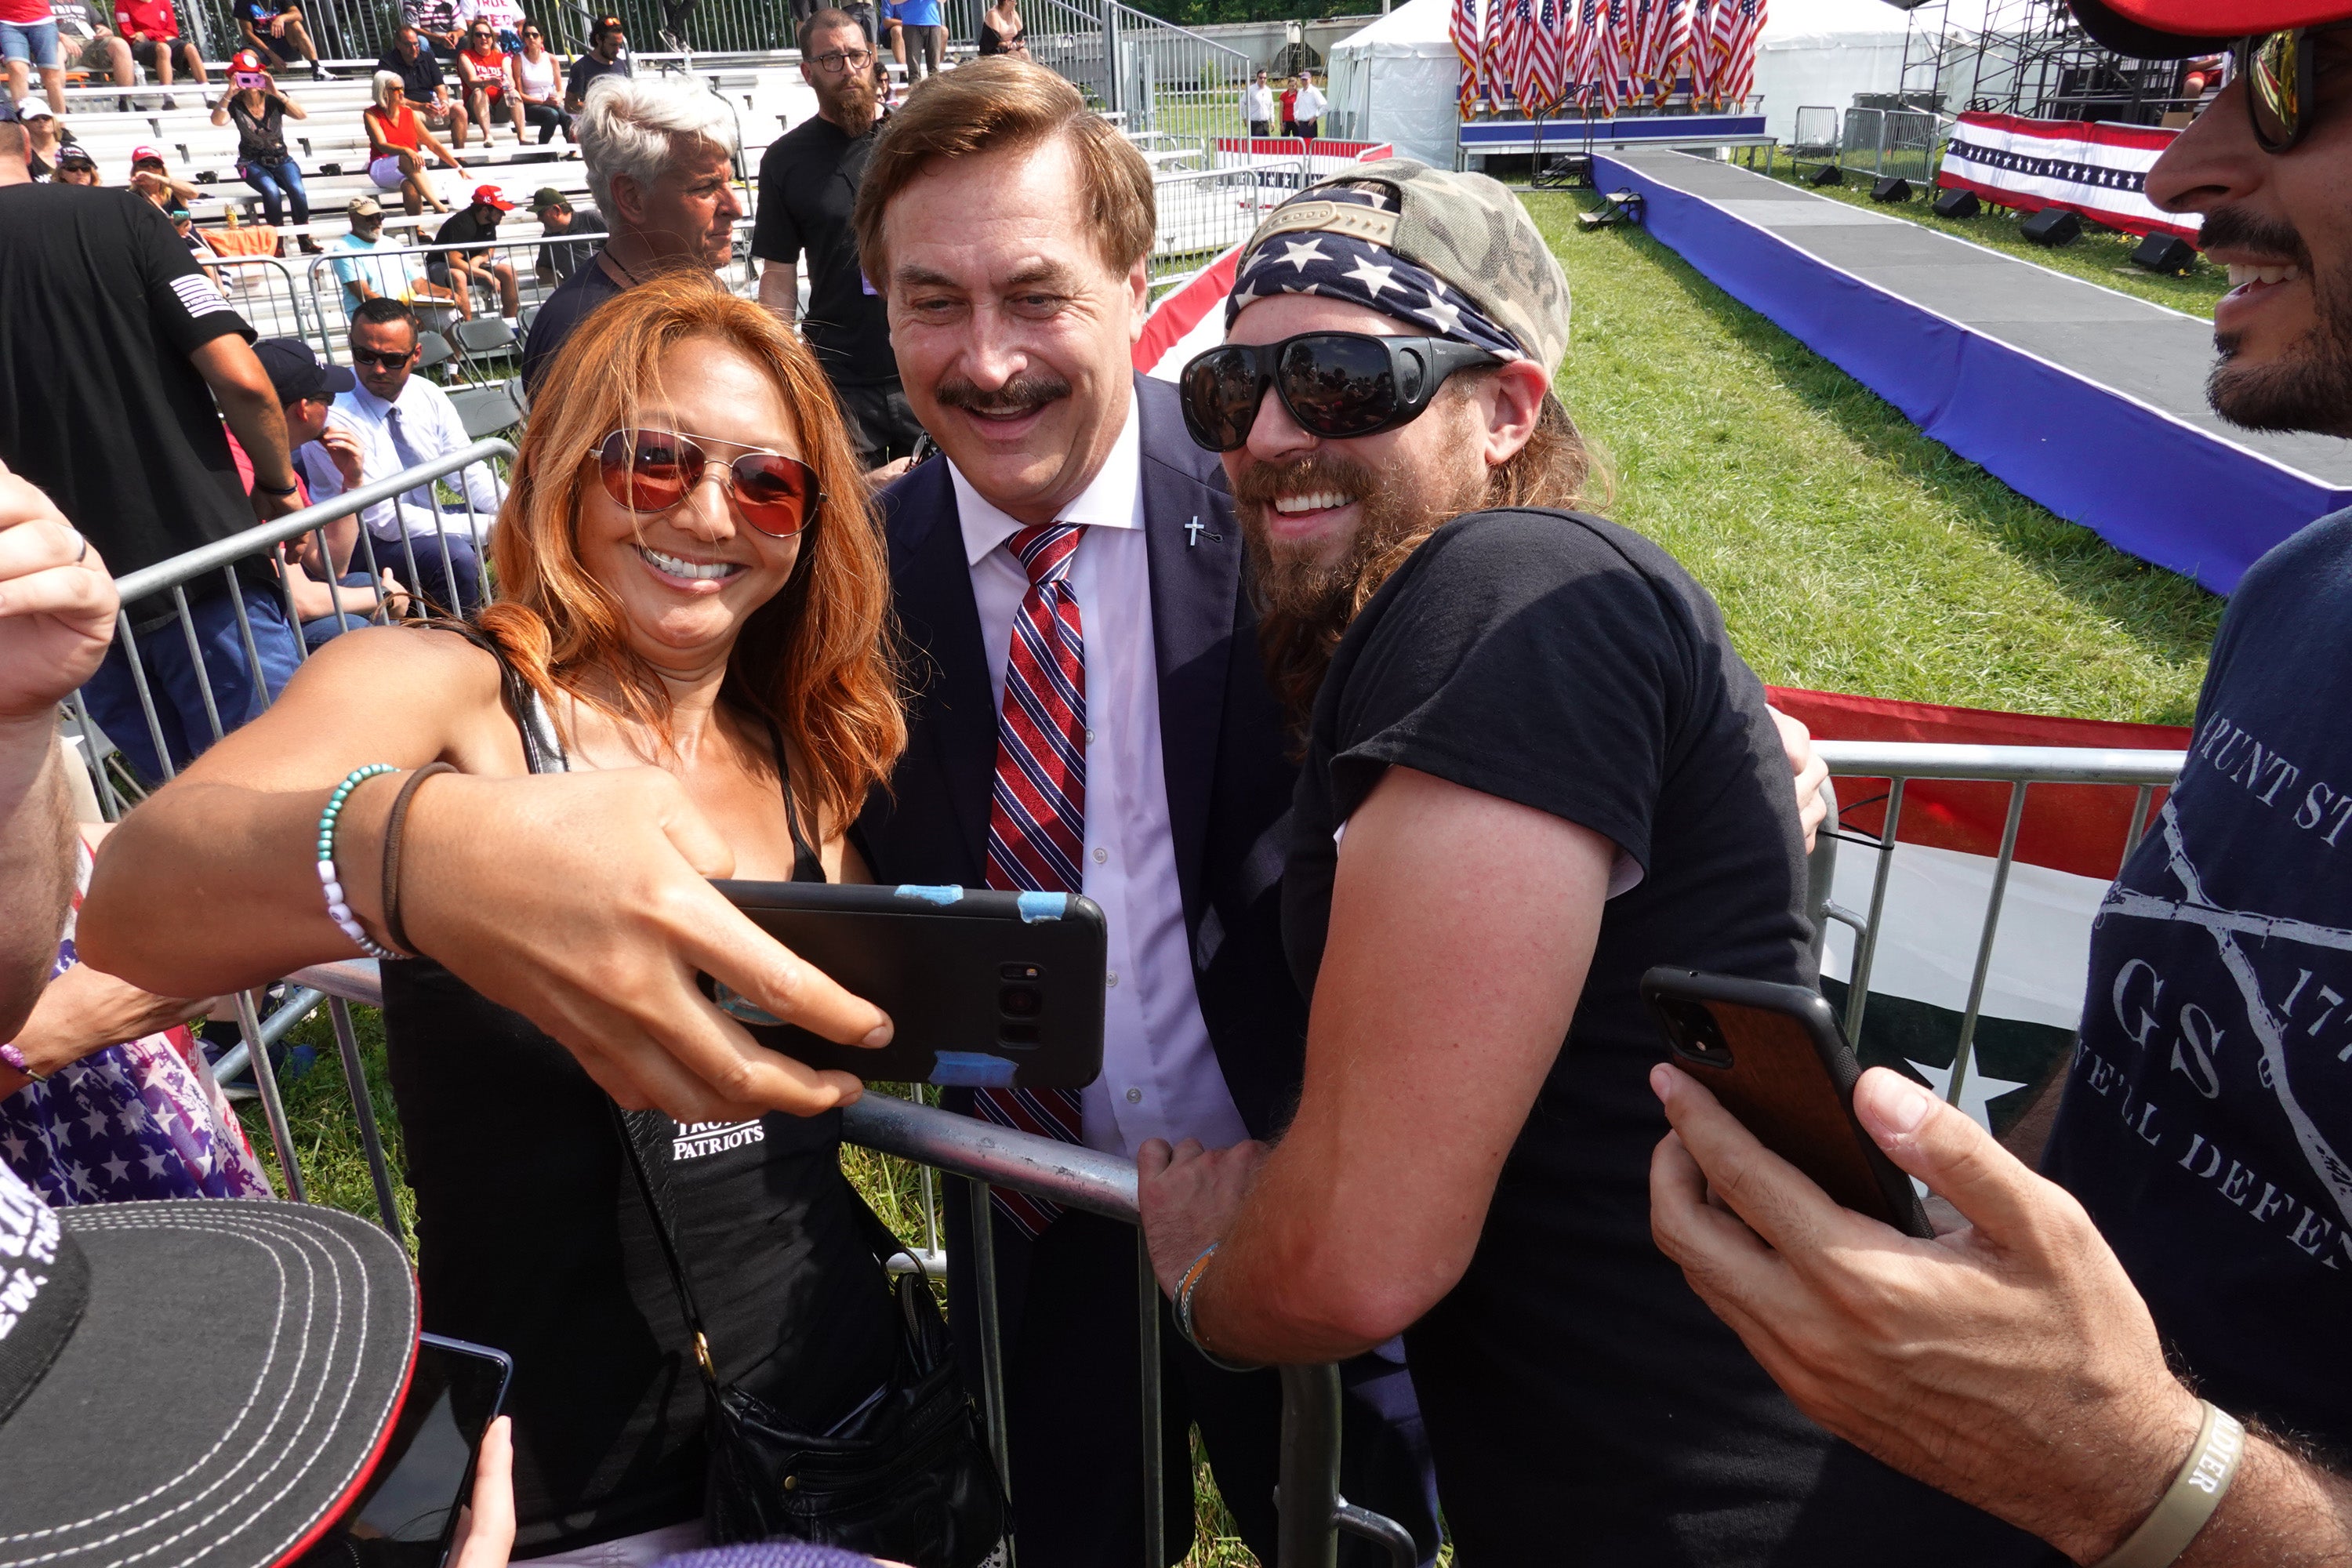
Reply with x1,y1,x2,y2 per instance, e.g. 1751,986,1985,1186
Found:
6,6,2352,1568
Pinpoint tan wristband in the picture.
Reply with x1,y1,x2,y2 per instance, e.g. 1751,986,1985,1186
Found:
2094,1401,2245,1568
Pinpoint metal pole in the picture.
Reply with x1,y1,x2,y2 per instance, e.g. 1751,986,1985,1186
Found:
1276,1363,1341,1568
234,987,308,1203
1843,775,1904,1043
1947,779,2028,1110
1104,0,1124,119
966,1176,1016,1558
1138,1231,1165,1568
329,997,408,1246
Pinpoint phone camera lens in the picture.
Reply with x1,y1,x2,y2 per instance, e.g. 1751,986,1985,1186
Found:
999,985,1044,1019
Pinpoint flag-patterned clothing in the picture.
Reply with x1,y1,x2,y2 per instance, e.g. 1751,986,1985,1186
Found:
0,840,271,1207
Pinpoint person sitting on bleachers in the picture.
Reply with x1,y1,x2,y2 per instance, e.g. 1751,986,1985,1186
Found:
231,0,324,80
16,101,63,180
126,142,195,208
510,19,571,142
563,12,630,113
210,52,316,241
428,183,520,321
365,64,466,216
53,0,134,104
166,202,223,288
460,0,525,54
51,142,96,183
378,24,471,153
529,183,600,282
111,0,205,104
2,0,67,118
306,296,504,612
456,20,524,143
402,0,463,56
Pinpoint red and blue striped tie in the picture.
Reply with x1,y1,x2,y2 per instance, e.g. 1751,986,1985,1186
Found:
975,523,1088,1236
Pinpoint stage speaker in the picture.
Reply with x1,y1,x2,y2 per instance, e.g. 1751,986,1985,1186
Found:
2021,208,2082,246
1933,188,1980,220
1871,176,1913,202
2131,232,2199,274
1807,162,1843,187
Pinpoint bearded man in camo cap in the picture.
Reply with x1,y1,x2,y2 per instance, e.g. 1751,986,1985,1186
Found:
1136,162,2053,1566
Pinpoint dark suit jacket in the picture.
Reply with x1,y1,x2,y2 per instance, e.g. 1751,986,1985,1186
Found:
855,373,1306,1138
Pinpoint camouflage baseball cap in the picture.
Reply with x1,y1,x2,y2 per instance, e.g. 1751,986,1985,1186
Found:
1236,158,1570,379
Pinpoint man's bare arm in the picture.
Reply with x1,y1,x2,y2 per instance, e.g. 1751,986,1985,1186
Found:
757,260,798,321
191,336,299,518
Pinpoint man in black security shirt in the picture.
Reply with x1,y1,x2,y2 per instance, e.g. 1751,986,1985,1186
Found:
1650,2,2352,1562
752,8,923,467
1135,162,2047,1565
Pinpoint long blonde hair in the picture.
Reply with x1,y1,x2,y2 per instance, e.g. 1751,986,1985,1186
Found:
479,270,905,830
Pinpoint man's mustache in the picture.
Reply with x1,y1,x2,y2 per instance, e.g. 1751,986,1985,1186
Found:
1230,453,1378,513
2199,205,2310,269
934,371,1073,416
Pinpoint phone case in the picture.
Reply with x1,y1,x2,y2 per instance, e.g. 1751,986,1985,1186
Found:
1640,967,1934,1240
707,880,1108,1089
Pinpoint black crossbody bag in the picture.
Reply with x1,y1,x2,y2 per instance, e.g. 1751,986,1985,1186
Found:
612,1109,1010,1568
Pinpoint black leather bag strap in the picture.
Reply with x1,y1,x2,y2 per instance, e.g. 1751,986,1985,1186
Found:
608,1105,724,1387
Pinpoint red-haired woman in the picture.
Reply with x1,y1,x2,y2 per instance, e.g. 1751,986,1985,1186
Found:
80,271,911,1559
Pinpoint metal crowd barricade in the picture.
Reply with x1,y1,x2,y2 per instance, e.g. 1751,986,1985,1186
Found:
278,960,1403,1568
201,252,320,348
1808,739,2187,1109
1149,158,1300,295
77,440,514,1213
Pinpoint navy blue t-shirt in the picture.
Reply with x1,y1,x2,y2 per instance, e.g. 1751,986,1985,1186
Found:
2045,506,2352,1446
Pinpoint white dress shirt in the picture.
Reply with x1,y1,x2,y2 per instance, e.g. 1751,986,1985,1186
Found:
306,376,504,543
948,394,1252,1160
1294,82,1328,121
1243,82,1273,122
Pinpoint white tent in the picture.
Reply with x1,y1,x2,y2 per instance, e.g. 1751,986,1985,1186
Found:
1323,0,1930,168
1324,0,1461,168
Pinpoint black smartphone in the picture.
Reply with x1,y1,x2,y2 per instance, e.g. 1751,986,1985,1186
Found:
706,880,1108,1089
294,1334,514,1568
1641,967,1934,1240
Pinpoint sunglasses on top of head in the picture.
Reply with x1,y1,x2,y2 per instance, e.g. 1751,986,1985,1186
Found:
1178,330,1503,453
588,428,824,538
2240,24,2352,153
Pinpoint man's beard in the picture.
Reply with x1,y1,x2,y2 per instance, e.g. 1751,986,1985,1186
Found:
817,73,879,136
1233,439,1483,732
2203,204,2352,437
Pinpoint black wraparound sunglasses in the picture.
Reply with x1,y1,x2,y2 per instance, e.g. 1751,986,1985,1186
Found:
2240,24,2352,153
1178,331,1502,452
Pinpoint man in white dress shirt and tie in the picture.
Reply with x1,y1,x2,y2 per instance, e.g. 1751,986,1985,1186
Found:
301,296,504,612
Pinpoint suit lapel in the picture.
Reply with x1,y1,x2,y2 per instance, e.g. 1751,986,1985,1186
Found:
887,462,996,881
1136,374,1241,925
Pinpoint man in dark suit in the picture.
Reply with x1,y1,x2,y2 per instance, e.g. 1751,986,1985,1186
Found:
848,59,1439,1568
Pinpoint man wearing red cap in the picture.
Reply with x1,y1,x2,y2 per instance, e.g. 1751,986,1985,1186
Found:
1652,6,2352,1563
428,183,520,321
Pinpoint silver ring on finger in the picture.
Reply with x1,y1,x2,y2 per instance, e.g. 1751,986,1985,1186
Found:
63,526,89,565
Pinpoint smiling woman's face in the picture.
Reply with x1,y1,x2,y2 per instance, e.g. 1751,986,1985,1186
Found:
576,335,808,675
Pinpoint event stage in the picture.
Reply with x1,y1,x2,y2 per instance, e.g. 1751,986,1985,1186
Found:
1592,149,2352,593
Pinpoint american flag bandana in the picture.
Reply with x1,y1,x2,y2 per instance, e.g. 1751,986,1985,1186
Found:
1225,181,1527,365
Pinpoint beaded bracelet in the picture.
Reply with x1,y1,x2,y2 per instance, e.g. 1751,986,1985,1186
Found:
1174,1242,1258,1373
318,764,403,960
0,1042,43,1081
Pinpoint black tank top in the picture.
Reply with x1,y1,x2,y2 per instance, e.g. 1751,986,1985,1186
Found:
382,638,896,1554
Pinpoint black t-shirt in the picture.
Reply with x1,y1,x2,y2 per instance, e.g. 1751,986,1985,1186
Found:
1284,510,2056,1566
565,52,629,104
751,114,896,390
378,43,444,100
227,91,291,163
2044,506,2352,1448
521,250,622,396
433,205,499,254
535,208,605,281
0,186,255,597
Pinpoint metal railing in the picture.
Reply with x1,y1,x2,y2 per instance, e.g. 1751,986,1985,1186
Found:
1148,158,1299,291
1808,739,2187,1111
1838,105,1943,184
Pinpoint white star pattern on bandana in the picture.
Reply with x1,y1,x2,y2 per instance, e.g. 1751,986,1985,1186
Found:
1345,256,1397,298
1421,290,1461,336
1278,238,1329,273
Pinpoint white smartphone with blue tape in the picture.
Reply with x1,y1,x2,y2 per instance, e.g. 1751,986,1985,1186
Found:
703,880,1108,1089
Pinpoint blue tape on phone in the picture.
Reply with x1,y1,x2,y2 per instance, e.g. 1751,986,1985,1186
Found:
930,1052,1020,1087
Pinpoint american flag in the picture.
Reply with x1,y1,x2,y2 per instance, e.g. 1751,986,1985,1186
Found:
1642,0,1686,103
1623,0,1671,103
1682,0,1719,107
1570,0,1604,114
1713,0,1766,109
1527,0,1570,116
1451,0,1483,114
1497,0,1535,114
1592,0,1629,116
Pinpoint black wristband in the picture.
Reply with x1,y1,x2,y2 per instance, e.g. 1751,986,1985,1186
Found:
381,761,458,958
252,476,299,497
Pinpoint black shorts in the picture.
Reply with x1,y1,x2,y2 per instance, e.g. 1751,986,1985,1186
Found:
129,34,188,66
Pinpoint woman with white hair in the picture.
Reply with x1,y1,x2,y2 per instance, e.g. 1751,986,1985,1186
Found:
518,73,742,395
363,66,466,216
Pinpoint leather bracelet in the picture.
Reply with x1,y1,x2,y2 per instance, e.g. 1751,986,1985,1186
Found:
252,476,299,497
2094,1401,2246,1568
381,761,457,959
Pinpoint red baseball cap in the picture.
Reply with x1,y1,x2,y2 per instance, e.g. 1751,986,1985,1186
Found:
129,143,165,166
470,184,517,210
2071,0,2352,55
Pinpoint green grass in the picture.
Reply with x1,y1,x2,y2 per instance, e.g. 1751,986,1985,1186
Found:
1758,164,2230,321
1531,188,2221,725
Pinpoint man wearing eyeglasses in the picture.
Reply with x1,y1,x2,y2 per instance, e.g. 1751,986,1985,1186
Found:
753,9,924,468
1639,4,2352,1564
303,296,504,613
1132,158,2035,1566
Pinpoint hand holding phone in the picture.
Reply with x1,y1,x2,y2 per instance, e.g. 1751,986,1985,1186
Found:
445,1417,514,1568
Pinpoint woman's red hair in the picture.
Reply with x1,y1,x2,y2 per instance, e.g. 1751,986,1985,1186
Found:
479,268,903,832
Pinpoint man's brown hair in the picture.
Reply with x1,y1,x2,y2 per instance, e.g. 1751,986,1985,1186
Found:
852,57,1155,287
797,6,865,50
